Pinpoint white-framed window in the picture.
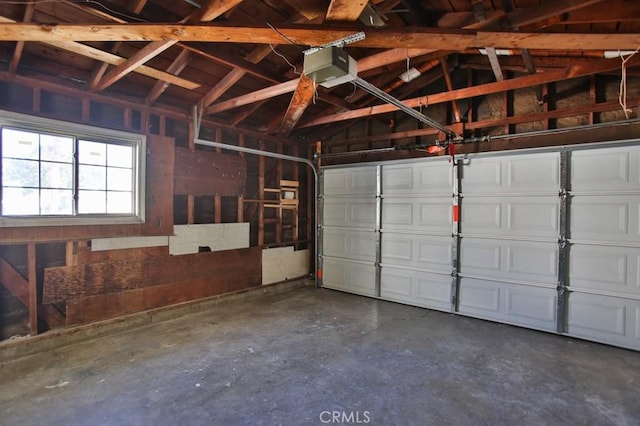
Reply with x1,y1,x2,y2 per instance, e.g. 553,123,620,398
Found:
0,110,146,227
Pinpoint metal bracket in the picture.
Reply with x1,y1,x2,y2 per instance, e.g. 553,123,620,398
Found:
303,32,366,56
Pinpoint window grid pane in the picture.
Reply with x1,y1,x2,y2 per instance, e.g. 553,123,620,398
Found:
1,119,140,220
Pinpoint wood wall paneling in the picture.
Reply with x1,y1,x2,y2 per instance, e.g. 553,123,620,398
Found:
173,147,247,197
63,246,262,325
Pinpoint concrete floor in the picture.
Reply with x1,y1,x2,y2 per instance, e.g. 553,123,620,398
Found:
1,285,639,426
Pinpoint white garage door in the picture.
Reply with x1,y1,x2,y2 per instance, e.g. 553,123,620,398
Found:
380,158,455,311
457,152,560,332
321,165,378,296
320,142,640,351
568,146,640,350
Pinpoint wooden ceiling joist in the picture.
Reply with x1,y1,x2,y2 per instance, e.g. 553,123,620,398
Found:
1,24,638,51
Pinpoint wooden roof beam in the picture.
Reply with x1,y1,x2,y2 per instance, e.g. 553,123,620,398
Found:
279,0,368,135
230,101,265,126
439,58,461,123
190,0,244,23
43,39,200,90
325,0,368,21
131,0,148,14
279,74,315,136
473,1,503,82
146,48,191,105
142,0,245,104
1,10,201,92
557,0,640,25
200,46,272,107
93,40,178,92
505,0,608,29
280,0,326,20
1,24,638,51
438,0,608,29
8,3,34,74
206,79,299,114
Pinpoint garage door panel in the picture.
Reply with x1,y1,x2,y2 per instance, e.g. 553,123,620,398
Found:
382,161,452,195
570,245,640,296
505,154,559,193
458,278,557,331
571,196,640,243
460,200,501,233
505,287,556,324
568,294,626,336
463,153,559,194
322,258,376,297
462,157,502,193
381,233,452,272
461,239,557,284
566,293,640,350
571,146,640,192
382,197,452,233
506,242,558,280
460,239,502,274
506,199,559,236
323,167,377,196
323,198,376,228
323,229,376,262
381,267,452,311
458,278,501,313
463,197,559,238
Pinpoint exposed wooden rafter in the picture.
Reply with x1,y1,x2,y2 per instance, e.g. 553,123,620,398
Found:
325,0,368,21
93,40,178,92
8,3,34,74
279,74,315,136
439,58,461,123
438,0,608,29
0,15,199,90
146,48,192,104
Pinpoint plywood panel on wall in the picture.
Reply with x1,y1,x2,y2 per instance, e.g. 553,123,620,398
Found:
174,147,246,196
44,247,261,305
62,247,262,325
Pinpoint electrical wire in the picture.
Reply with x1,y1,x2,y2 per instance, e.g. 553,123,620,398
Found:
619,47,640,119
266,22,304,47
344,82,357,100
268,43,301,75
